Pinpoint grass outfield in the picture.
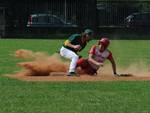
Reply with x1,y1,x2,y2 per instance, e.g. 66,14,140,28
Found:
0,39,150,113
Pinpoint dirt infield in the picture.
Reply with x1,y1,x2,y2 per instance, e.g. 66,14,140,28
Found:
6,72,150,82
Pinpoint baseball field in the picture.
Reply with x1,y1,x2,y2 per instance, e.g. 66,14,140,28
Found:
1,39,150,113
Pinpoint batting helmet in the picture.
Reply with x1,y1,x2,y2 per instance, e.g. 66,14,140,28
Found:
84,29,94,36
98,37,110,47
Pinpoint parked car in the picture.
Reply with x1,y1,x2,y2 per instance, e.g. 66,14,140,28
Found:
27,13,77,27
124,12,150,28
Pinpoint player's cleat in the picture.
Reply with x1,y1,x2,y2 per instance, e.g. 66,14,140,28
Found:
67,72,79,76
114,73,121,77
114,73,133,77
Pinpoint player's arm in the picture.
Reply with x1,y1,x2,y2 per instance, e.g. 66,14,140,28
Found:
88,45,103,66
64,40,81,50
88,54,103,66
107,53,117,75
109,57,117,74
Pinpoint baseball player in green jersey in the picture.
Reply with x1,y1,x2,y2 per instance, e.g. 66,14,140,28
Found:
60,29,94,76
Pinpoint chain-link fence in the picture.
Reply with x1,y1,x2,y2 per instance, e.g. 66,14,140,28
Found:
1,0,150,38
9,0,96,29
97,1,150,27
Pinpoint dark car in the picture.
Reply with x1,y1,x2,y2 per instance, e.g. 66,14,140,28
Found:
27,13,77,28
124,12,150,28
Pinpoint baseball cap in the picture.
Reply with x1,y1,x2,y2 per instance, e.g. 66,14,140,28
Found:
84,29,94,36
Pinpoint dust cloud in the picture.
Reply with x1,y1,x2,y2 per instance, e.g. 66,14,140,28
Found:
15,49,68,76
15,49,150,77
99,61,150,77
118,62,150,77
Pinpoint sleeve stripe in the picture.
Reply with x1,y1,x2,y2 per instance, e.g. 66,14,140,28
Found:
89,45,96,55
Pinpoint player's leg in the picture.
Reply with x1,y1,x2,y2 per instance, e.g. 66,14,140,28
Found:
60,46,79,74
77,58,88,68
77,58,97,75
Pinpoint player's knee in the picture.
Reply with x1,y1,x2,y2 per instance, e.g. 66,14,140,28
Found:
77,58,85,65
77,58,87,68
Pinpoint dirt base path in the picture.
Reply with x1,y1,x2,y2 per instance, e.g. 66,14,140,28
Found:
5,72,150,82
11,50,150,82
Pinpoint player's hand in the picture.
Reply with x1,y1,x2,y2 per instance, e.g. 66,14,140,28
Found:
96,62,103,67
74,45,81,50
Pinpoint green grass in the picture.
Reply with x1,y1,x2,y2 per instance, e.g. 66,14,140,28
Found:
1,76,150,113
1,39,150,113
111,40,150,67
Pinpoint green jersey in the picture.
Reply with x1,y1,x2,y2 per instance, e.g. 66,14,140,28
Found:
63,34,87,53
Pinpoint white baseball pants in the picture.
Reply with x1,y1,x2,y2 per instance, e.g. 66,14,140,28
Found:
60,46,79,73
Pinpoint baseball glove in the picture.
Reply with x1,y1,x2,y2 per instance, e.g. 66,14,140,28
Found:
119,73,133,77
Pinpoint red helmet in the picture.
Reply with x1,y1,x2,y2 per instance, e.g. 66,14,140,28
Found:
98,37,110,47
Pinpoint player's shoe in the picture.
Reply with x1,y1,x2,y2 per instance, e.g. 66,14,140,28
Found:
67,72,79,76
114,73,121,77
